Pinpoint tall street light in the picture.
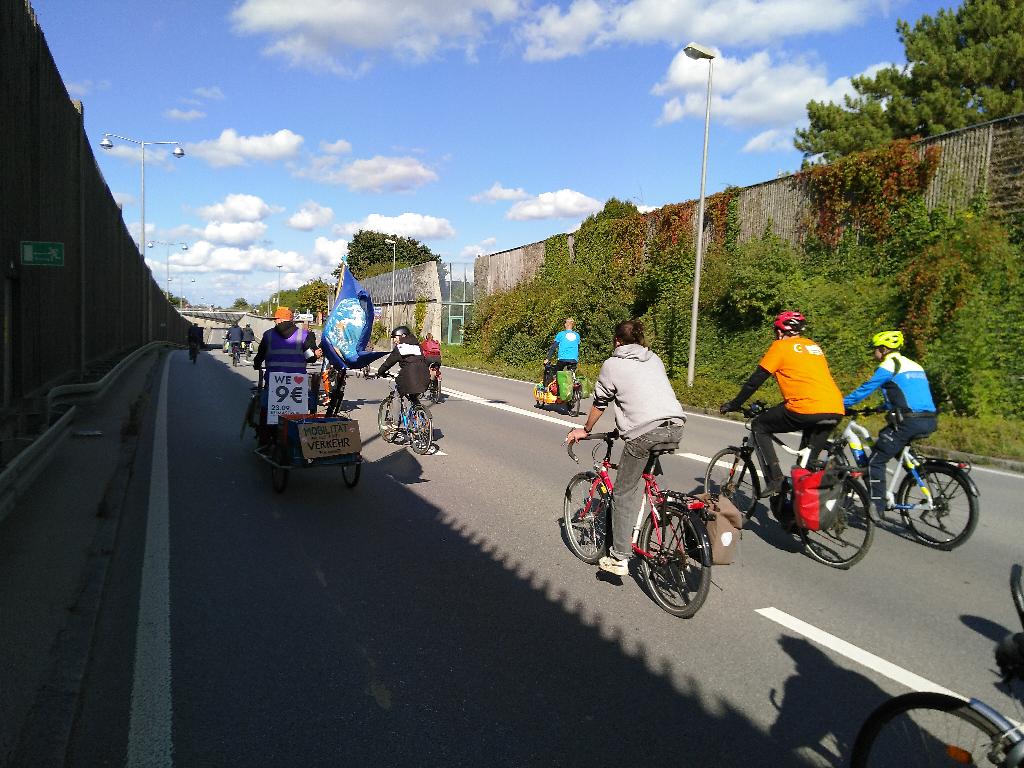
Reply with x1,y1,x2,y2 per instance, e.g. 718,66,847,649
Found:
100,133,185,340
146,240,189,300
384,238,397,331
682,42,715,388
181,278,195,311
275,264,283,308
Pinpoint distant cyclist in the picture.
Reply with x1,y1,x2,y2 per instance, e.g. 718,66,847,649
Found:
720,310,844,497
545,317,580,373
187,323,203,361
843,330,937,515
375,326,430,402
241,323,256,356
226,322,243,360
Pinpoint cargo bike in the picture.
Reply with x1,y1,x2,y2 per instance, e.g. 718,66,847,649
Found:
243,368,362,494
533,363,583,416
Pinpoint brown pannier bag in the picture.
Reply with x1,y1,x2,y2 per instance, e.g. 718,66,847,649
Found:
697,492,743,565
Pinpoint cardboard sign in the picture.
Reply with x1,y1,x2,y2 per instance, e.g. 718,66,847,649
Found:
267,371,309,425
298,420,361,459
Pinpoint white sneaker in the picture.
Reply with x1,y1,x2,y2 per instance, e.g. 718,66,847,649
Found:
598,555,629,576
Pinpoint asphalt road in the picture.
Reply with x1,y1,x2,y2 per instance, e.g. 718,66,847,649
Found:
66,352,1024,767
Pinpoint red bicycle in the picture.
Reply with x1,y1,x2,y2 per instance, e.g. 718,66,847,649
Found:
563,431,714,618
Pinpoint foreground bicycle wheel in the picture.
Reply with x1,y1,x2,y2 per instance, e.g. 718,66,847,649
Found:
562,472,610,564
704,448,759,518
801,477,873,569
377,394,397,442
408,404,432,455
638,502,711,619
850,691,1012,767
897,464,978,550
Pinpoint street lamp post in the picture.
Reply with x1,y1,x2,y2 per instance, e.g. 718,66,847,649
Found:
181,279,195,311
384,238,397,330
682,42,716,388
100,133,184,340
146,241,189,300
275,264,283,308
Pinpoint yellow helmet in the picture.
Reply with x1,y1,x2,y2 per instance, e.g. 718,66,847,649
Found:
872,330,904,350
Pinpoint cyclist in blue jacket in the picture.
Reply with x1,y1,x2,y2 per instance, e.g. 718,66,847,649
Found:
545,318,581,373
843,330,937,515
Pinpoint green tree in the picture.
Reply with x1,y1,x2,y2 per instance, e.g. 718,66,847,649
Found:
231,297,250,310
336,231,439,281
796,0,1024,162
297,278,332,317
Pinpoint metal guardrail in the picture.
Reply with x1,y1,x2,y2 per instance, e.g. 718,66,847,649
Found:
1,341,174,524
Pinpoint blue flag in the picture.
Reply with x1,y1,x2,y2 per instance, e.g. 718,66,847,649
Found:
321,266,389,370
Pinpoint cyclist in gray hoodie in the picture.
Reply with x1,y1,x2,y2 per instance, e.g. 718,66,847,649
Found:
565,319,686,576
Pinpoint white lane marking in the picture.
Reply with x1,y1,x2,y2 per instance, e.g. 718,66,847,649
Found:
756,607,960,697
127,356,173,767
443,387,583,429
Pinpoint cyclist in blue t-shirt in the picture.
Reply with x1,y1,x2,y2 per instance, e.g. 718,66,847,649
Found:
545,318,581,373
843,330,938,515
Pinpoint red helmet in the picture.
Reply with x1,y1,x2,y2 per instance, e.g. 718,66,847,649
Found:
774,310,806,335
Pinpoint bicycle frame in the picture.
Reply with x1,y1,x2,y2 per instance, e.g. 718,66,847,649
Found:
840,417,973,514
579,442,695,559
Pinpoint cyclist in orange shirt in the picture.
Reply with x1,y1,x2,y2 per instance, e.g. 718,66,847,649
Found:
719,311,844,496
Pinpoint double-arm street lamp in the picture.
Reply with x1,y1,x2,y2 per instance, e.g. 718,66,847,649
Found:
146,240,189,300
682,42,716,388
384,238,397,330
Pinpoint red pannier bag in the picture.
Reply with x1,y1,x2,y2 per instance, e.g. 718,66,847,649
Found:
790,466,844,531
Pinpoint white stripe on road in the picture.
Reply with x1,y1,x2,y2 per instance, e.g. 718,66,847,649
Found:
756,607,960,698
127,356,173,768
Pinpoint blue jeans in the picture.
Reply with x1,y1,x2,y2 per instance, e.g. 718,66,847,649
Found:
868,415,937,513
610,424,684,560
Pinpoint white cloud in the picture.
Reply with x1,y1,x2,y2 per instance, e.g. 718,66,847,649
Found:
335,212,456,240
294,154,438,193
66,79,110,98
112,191,136,208
186,128,304,168
194,85,225,100
287,201,335,230
460,237,498,259
231,0,521,71
506,189,603,221
203,220,269,246
320,138,353,154
166,108,206,121
196,193,278,222
652,49,887,139
313,236,349,266
518,0,872,61
743,128,794,153
471,182,529,203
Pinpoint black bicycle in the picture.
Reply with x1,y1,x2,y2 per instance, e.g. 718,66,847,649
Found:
704,401,873,569
850,564,1024,766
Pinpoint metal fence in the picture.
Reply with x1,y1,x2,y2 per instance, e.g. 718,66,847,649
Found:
0,0,189,412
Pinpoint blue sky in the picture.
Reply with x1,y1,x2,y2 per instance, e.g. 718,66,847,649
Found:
33,0,950,308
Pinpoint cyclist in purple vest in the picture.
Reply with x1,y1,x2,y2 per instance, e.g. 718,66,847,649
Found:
253,306,321,444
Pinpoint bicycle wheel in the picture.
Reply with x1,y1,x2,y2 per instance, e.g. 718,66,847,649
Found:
271,444,290,494
569,387,582,417
562,472,610,564
638,501,712,619
850,691,1013,768
897,464,978,550
377,394,397,442
408,404,432,455
704,448,759,518
801,476,874,569
341,460,360,488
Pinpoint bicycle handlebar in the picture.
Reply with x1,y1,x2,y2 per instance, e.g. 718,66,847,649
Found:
566,430,619,464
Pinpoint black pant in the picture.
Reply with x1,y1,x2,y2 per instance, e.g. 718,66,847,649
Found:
751,404,842,486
